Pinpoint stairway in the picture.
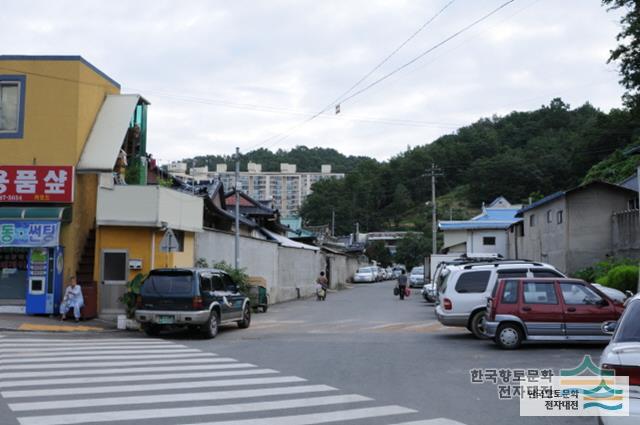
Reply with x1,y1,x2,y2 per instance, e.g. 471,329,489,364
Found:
76,228,97,319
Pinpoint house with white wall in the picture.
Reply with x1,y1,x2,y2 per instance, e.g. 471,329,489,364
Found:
438,197,521,257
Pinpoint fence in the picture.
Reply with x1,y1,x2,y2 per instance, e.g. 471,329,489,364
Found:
612,209,640,259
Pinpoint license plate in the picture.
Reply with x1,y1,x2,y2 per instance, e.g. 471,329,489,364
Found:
157,315,175,324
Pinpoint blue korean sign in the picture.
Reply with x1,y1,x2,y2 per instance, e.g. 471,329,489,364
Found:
0,221,60,248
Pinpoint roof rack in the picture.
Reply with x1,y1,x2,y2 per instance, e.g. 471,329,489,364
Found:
462,260,544,269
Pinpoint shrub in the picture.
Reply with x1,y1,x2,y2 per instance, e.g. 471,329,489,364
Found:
573,258,637,283
213,261,250,294
605,265,639,293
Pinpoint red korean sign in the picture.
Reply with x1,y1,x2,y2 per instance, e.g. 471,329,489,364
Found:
0,166,74,203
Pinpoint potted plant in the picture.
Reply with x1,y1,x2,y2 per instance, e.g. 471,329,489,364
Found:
118,273,146,330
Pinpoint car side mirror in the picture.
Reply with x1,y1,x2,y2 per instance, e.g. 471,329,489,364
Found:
597,298,608,307
601,320,617,335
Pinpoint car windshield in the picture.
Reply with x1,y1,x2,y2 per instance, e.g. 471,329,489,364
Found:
141,271,194,296
411,268,424,275
358,267,373,273
614,301,640,343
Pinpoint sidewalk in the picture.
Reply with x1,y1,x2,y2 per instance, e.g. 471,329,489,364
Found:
0,312,119,333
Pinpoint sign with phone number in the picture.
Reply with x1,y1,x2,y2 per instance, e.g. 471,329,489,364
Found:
0,166,74,203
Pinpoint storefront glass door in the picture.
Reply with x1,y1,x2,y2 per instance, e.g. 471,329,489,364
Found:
0,248,29,301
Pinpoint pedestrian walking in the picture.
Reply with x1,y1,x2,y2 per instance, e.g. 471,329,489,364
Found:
397,270,408,300
316,271,328,301
60,276,84,322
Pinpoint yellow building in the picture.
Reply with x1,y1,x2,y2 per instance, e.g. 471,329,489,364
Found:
0,55,201,317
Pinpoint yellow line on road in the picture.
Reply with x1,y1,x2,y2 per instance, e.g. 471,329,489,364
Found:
18,323,104,332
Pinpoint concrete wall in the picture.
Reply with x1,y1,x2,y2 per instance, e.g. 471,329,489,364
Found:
466,229,508,257
321,253,362,289
518,197,568,272
196,229,331,304
566,187,632,273
442,230,466,252
612,210,640,258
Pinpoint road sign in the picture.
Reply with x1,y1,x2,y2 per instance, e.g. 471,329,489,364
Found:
160,228,180,253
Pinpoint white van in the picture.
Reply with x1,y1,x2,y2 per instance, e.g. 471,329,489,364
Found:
435,260,565,338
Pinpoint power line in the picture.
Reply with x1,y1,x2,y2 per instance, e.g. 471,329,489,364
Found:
338,0,517,105
249,0,459,151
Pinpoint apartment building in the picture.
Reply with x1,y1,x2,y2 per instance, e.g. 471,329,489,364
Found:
168,162,344,217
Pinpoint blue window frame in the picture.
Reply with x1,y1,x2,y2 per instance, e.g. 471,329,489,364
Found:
0,75,26,139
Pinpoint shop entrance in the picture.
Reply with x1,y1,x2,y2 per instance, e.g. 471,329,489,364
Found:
0,248,29,303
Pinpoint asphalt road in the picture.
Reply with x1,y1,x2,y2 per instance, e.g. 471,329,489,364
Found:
0,281,604,425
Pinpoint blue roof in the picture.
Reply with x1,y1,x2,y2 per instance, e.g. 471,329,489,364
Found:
439,207,520,230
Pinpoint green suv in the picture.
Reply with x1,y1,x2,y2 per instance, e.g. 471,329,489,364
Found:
135,268,251,338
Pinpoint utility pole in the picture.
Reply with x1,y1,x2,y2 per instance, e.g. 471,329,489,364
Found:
234,147,240,270
331,208,335,237
425,163,444,255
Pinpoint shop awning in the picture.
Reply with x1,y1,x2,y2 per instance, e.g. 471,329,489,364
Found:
77,94,147,172
0,207,71,222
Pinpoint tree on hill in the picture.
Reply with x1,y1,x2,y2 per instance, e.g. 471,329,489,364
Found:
365,241,393,267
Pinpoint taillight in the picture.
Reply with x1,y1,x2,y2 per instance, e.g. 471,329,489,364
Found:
601,364,640,386
135,295,142,308
192,296,204,309
443,298,452,310
487,298,494,320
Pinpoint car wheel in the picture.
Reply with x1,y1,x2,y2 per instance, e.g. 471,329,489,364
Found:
470,310,488,339
496,323,523,349
237,305,251,329
261,304,268,313
203,311,219,339
143,324,161,337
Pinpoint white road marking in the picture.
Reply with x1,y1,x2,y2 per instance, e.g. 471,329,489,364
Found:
0,343,181,352
0,352,215,364
2,376,307,398
389,419,468,425
9,384,337,411
0,338,157,342
0,348,200,358
0,366,273,388
17,394,371,425
0,361,241,379
0,356,224,371
174,406,417,425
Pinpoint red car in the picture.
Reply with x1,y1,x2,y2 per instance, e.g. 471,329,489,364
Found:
485,278,625,349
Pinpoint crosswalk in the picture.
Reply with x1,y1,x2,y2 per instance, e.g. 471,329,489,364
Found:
0,336,466,425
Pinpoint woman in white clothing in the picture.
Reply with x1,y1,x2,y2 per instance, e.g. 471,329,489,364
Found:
60,276,84,322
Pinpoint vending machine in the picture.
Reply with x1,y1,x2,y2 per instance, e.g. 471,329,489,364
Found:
25,247,64,315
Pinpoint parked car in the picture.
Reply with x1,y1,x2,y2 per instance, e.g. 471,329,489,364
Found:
392,266,406,278
435,260,565,338
409,267,425,288
135,268,251,339
422,282,437,302
592,283,633,305
353,266,377,283
599,293,640,424
485,278,624,349
386,267,393,280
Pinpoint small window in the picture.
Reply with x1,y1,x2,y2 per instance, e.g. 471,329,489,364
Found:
557,210,563,224
199,274,212,292
546,210,552,223
523,281,558,304
529,214,536,227
0,76,26,139
501,280,519,304
532,269,563,278
211,275,225,291
519,224,524,237
483,237,496,246
497,269,528,279
102,251,128,283
455,271,491,294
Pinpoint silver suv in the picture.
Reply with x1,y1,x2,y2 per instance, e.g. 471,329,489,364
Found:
435,260,564,338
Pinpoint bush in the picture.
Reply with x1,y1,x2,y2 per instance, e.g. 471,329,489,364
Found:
605,265,639,293
573,257,637,283
212,261,250,294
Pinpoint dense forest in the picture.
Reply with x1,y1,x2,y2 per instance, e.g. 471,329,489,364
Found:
299,98,640,236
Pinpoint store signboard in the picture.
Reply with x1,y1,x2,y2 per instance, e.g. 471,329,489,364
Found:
0,221,60,248
0,166,74,203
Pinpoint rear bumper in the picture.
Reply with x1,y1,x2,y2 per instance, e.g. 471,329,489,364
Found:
135,309,210,325
435,306,468,327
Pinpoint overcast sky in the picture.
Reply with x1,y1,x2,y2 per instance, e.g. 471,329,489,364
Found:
1,0,626,164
